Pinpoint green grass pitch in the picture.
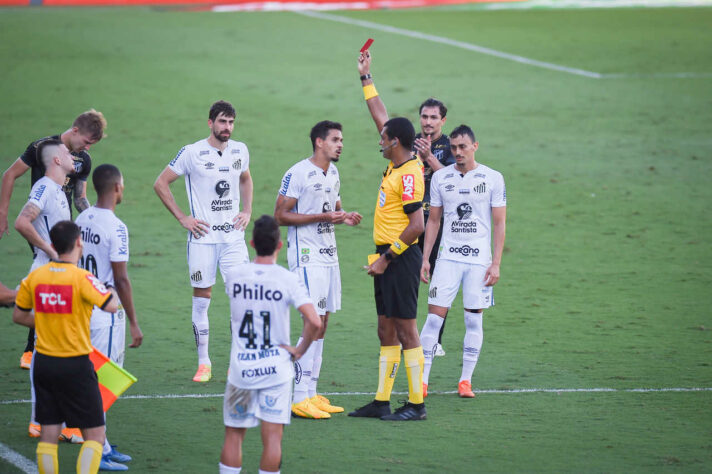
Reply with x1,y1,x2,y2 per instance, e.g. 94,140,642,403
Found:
1,4,711,472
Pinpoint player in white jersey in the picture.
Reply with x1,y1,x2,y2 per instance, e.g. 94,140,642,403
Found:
13,139,85,442
154,101,254,383
220,215,321,474
274,121,362,419
419,125,507,399
75,163,144,470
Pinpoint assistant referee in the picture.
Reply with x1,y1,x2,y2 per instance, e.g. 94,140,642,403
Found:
13,220,119,474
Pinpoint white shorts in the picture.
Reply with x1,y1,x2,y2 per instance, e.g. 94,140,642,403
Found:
223,380,292,428
428,260,494,310
295,265,341,316
90,309,126,367
187,241,249,288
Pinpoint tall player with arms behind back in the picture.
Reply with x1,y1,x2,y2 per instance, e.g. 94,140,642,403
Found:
220,215,321,474
75,164,143,470
154,100,253,383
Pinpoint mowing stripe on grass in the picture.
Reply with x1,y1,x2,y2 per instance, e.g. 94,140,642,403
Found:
294,10,603,78
294,11,712,80
2,387,711,405
0,442,37,474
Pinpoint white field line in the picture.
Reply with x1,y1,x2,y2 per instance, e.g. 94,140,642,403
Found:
0,442,37,474
294,11,712,79
1,387,711,405
295,10,602,78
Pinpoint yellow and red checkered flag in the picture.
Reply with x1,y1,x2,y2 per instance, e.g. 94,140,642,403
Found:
89,347,137,412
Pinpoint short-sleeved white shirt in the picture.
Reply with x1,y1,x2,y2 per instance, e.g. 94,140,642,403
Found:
278,159,340,270
225,262,312,389
168,138,250,245
27,177,70,262
75,207,129,329
430,163,506,265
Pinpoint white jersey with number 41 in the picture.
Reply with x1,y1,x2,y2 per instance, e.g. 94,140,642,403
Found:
225,262,312,389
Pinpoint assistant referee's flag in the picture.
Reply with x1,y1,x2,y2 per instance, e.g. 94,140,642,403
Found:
89,347,138,412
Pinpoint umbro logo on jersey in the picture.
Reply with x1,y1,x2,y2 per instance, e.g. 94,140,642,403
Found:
474,182,486,194
456,203,472,220
205,162,215,170
314,183,323,191
215,180,230,198
445,184,455,192
191,271,202,282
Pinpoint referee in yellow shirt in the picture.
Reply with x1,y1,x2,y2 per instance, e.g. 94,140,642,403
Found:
14,220,119,474
349,49,427,421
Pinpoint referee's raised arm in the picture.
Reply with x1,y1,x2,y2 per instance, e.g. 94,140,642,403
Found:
358,50,389,134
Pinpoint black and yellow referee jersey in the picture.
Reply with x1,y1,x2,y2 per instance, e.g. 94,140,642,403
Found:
373,158,425,246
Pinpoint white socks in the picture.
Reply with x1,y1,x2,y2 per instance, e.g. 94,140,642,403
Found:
461,311,483,382
218,463,242,473
419,314,445,385
293,337,315,403
192,296,211,366
309,339,324,398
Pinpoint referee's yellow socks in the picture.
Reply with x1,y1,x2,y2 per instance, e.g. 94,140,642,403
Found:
375,345,401,401
404,346,425,405
77,440,102,474
37,442,58,474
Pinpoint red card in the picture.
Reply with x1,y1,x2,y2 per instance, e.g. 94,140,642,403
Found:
360,38,374,52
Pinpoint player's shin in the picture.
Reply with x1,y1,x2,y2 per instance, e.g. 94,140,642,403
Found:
375,346,401,401
420,314,444,385
309,338,324,398
403,347,425,405
192,296,211,365
77,440,103,474
461,311,483,382
37,442,58,474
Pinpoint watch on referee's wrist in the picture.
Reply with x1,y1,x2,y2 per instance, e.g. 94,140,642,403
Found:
360,73,372,81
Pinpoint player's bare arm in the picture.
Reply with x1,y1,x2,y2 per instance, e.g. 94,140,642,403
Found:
111,261,143,348
281,302,322,361
358,51,389,134
335,200,362,226
420,205,443,283
274,195,346,226
0,281,17,307
14,202,58,261
485,206,506,287
233,169,253,231
153,167,209,239
12,306,35,328
0,158,30,238
368,208,424,276
73,180,90,212
103,287,120,314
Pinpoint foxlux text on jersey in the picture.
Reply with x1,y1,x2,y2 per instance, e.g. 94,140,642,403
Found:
233,284,283,301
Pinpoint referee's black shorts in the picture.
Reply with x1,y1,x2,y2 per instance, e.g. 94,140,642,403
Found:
33,352,105,428
374,244,421,319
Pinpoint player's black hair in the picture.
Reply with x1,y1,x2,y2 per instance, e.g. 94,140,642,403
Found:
92,164,122,195
310,120,342,151
36,138,64,168
450,124,477,143
419,98,447,118
50,220,81,255
384,117,416,151
253,215,281,256
209,100,236,121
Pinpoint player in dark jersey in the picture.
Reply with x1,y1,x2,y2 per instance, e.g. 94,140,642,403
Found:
0,109,106,368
